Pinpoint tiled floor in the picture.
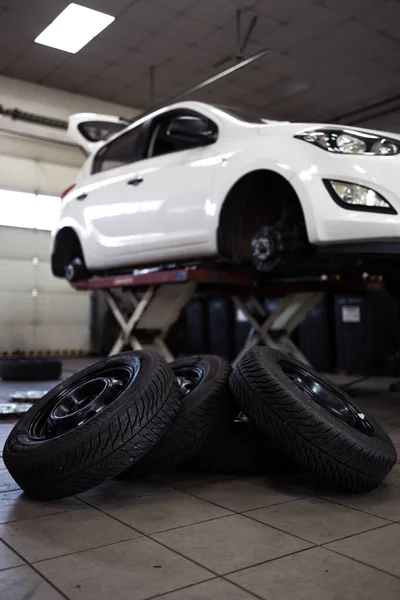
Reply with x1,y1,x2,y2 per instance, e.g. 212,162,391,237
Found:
1,382,400,599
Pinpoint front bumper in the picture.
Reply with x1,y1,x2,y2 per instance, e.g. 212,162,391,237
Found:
290,146,400,244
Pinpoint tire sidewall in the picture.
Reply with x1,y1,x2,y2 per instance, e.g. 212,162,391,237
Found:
236,347,396,475
4,352,172,466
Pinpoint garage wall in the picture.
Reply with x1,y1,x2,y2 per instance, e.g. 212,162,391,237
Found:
0,226,90,352
0,75,138,195
0,76,139,352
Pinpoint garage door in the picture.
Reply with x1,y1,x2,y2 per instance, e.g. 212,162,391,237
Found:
0,193,90,353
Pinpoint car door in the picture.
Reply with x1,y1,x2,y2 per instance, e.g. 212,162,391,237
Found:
77,122,149,267
123,109,220,262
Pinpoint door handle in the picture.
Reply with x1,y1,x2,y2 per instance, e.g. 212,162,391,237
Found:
127,177,143,186
76,193,87,200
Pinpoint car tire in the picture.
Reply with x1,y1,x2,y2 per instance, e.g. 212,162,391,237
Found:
65,257,89,282
230,347,397,493
0,358,62,381
118,355,236,478
191,419,289,476
3,351,181,500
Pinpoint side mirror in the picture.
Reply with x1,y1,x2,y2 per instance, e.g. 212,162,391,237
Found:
166,115,216,145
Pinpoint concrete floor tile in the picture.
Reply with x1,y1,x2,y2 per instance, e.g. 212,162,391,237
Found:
187,477,304,512
245,497,388,544
98,489,231,534
159,469,236,490
158,578,259,599
0,539,24,570
36,537,212,600
322,484,400,521
228,547,400,600
325,523,400,578
0,565,64,600
0,507,140,562
0,489,84,524
0,471,19,494
153,514,312,575
77,477,172,506
388,476,400,489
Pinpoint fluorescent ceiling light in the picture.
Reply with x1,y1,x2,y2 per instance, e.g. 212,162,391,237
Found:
35,3,114,54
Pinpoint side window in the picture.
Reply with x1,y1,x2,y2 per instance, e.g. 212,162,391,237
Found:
147,112,217,159
92,125,143,174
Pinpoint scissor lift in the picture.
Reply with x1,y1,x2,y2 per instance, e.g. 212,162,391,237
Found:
75,265,381,365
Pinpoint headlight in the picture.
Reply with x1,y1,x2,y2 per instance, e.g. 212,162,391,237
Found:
295,129,400,156
324,180,396,214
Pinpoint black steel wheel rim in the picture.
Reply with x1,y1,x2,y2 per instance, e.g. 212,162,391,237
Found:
280,360,374,436
173,366,203,396
29,363,136,440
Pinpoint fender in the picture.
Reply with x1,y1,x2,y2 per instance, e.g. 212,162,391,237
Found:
207,137,322,249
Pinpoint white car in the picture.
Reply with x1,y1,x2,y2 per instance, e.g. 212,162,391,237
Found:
51,101,400,287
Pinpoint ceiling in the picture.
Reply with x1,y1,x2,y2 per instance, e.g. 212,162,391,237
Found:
0,0,399,126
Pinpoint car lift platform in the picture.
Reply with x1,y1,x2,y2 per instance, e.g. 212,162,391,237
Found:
75,265,381,365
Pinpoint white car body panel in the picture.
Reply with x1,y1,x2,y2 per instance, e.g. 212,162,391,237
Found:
55,101,400,272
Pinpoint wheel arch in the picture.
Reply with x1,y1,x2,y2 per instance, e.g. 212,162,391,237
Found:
217,169,308,261
51,226,85,277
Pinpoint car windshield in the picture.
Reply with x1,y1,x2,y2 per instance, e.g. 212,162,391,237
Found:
214,104,270,124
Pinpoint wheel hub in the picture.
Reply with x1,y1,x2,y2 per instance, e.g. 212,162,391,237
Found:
252,237,273,261
280,361,374,436
29,365,134,439
174,366,203,396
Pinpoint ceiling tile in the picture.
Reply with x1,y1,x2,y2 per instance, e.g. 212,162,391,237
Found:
0,7,52,38
117,49,164,70
8,0,68,19
96,20,152,48
42,68,89,92
0,51,18,72
81,76,127,97
152,0,198,11
0,26,31,53
290,6,347,32
319,20,398,60
161,14,213,43
79,0,135,16
253,0,315,23
60,54,105,77
138,33,186,60
257,23,318,52
357,0,400,32
223,12,281,44
3,57,56,82
323,0,387,18
19,43,68,66
79,38,131,63
196,28,240,55
121,0,176,31
96,63,134,84
169,45,217,69
116,77,153,107
187,0,236,26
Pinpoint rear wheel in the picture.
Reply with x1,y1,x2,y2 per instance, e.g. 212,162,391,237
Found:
65,257,89,282
52,230,89,282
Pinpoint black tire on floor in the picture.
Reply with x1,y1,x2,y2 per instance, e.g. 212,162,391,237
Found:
0,358,62,381
3,351,181,500
118,355,237,478
191,419,289,476
230,347,397,493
